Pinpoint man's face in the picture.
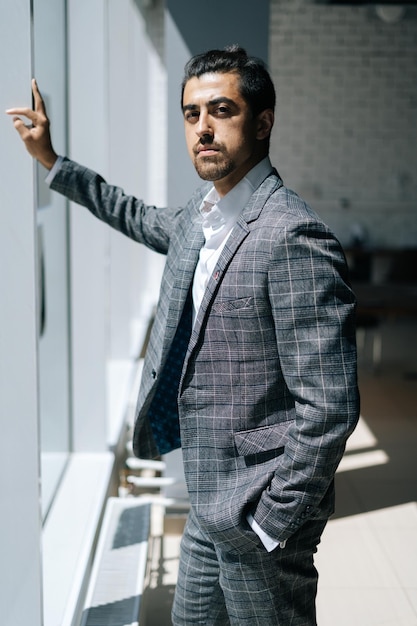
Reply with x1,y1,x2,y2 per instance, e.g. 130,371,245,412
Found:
182,71,271,197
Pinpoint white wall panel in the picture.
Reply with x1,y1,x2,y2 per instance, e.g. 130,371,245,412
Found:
67,0,109,451
0,1,43,624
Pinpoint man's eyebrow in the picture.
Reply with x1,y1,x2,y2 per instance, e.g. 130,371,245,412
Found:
182,103,198,113
207,96,236,108
182,97,237,113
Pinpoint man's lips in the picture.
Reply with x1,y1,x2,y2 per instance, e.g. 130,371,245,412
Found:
195,145,221,156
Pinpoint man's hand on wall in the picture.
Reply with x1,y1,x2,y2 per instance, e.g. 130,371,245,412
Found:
6,79,58,170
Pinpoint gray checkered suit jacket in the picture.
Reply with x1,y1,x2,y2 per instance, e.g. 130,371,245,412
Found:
51,158,359,552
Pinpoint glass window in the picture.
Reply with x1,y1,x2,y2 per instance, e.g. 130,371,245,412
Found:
33,0,71,519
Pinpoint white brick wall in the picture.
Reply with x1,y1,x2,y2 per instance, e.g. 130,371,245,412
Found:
269,0,417,247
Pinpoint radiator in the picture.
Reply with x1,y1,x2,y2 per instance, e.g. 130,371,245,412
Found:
80,497,151,626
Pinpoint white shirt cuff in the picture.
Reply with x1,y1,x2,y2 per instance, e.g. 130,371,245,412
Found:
246,512,284,552
45,155,64,186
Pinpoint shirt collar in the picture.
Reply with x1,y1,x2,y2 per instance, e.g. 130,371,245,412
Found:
200,156,273,231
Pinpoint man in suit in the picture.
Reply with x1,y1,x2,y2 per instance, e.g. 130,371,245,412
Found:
8,46,359,625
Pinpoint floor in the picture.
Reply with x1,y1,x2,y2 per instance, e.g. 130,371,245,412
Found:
316,367,417,625
139,319,417,625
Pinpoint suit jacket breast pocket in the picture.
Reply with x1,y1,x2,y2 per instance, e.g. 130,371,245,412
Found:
211,296,254,315
234,421,294,467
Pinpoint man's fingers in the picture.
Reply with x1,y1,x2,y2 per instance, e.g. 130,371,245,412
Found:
32,78,45,113
6,107,36,121
12,116,28,129
5,79,46,121
11,117,32,140
6,79,56,167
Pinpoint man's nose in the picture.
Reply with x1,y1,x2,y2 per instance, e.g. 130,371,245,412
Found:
196,111,213,139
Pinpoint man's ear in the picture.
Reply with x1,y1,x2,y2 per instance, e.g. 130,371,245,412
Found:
256,109,274,141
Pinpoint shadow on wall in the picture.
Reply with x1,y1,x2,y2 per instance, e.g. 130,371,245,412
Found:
132,0,165,64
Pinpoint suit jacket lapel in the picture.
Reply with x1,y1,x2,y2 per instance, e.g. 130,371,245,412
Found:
161,206,204,358
188,172,283,347
241,168,283,225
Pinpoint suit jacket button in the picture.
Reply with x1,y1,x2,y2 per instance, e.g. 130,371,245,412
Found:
151,369,157,379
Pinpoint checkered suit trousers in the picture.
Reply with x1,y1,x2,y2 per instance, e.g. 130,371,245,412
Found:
172,506,327,625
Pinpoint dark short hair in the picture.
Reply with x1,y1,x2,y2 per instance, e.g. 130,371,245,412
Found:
181,45,276,117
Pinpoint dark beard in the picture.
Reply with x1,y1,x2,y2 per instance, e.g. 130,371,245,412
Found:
193,154,236,182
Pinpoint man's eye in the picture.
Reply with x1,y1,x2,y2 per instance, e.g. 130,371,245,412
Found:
215,106,230,116
185,111,199,123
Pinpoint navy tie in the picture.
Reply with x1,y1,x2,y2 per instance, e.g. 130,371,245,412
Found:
147,293,193,455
